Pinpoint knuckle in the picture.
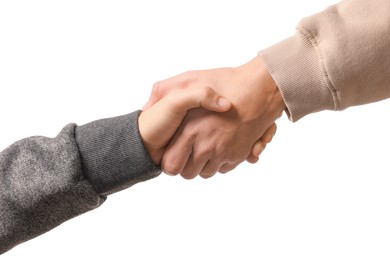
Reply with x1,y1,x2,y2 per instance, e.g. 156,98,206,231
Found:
199,86,214,100
219,163,238,174
176,71,195,88
219,168,229,174
152,81,162,94
182,132,197,146
221,154,244,166
247,156,259,164
199,143,215,156
200,172,215,179
162,160,182,175
180,172,197,180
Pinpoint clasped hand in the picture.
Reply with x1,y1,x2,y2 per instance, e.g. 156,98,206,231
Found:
139,56,286,179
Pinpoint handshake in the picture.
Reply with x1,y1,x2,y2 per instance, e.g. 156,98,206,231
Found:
139,56,286,179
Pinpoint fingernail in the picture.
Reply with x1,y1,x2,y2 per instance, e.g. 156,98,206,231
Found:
218,97,231,108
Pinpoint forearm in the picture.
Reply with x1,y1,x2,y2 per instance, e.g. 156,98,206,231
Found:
260,0,390,121
0,112,160,254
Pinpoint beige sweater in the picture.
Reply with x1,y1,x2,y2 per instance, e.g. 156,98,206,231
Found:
261,0,390,121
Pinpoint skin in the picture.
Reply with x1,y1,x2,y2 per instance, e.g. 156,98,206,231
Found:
138,86,232,165
138,85,277,177
144,55,285,179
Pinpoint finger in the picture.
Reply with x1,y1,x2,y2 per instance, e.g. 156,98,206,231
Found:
198,87,232,112
249,123,277,158
161,128,193,176
164,86,231,115
161,149,191,176
250,141,265,158
180,155,208,180
246,153,260,164
199,160,221,179
261,123,277,144
218,162,239,174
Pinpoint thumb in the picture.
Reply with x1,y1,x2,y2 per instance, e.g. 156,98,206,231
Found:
171,86,232,113
198,87,232,112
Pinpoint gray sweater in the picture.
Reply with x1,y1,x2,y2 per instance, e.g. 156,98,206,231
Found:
0,111,161,254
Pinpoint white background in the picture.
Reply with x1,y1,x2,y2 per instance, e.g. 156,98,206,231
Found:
1,0,390,259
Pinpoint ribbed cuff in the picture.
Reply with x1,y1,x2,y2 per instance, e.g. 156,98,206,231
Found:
259,30,338,122
75,111,161,196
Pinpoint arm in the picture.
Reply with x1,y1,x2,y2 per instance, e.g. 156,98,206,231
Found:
260,0,390,121
0,86,230,254
145,0,390,177
0,113,152,254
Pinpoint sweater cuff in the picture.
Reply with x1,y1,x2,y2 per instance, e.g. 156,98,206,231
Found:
259,31,338,122
75,111,161,196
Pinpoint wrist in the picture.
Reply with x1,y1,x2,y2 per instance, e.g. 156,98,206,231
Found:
253,55,288,121
138,112,162,165
256,55,287,118
235,55,286,123
260,34,334,121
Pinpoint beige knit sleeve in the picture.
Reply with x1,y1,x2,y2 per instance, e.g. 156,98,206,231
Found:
260,0,390,122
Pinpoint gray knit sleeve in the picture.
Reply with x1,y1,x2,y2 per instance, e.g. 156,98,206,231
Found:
0,111,161,254
75,111,161,196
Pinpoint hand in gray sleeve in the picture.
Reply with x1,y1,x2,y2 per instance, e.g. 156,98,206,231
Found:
0,112,161,254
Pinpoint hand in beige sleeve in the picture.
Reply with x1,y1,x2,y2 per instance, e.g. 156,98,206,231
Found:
144,56,285,179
